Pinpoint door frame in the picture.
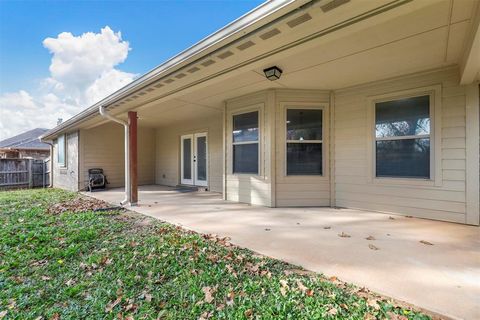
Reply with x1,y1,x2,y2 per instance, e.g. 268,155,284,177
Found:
180,134,194,185
194,132,208,187
180,132,208,187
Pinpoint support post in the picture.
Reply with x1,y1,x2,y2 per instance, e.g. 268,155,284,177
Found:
128,111,138,206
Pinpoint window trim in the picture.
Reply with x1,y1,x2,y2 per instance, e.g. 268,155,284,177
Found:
281,103,328,180
57,134,67,168
285,106,324,176
367,85,442,187
230,107,261,176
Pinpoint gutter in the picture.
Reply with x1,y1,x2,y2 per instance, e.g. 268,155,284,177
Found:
99,105,131,206
40,0,309,141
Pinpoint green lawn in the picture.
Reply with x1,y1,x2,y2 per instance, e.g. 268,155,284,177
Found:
0,189,431,320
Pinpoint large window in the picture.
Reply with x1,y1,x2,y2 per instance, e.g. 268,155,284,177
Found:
57,134,66,167
232,111,259,174
375,95,431,178
286,108,323,175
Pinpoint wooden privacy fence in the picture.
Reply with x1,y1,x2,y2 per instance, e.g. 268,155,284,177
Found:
0,158,50,189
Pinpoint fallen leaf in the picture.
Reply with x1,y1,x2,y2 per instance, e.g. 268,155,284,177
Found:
41,276,51,281
329,276,338,282
338,232,351,238
368,244,379,250
364,313,376,320
50,313,60,320
389,216,395,220
226,291,235,306
365,236,376,241
367,298,380,310
296,280,308,293
145,293,152,302
264,228,271,231
327,307,337,316
244,309,253,317
105,297,122,313
202,286,215,303
65,279,75,286
387,311,408,320
323,226,331,229
420,240,433,246
306,289,314,297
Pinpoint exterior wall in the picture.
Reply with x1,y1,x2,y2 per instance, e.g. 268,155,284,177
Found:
52,131,79,191
155,114,223,193
225,91,275,207
274,90,331,207
79,123,156,190
333,67,470,224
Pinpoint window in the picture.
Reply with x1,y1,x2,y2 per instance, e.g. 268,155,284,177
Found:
57,134,66,167
286,109,323,175
232,111,259,174
375,95,430,178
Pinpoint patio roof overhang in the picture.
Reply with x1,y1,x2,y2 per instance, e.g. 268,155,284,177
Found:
41,0,480,139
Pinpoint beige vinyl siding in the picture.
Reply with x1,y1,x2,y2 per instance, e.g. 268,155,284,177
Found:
52,131,79,191
225,91,274,207
333,67,468,224
155,114,223,193
274,90,331,207
80,123,155,189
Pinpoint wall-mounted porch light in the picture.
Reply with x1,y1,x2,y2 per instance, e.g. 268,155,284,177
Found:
263,66,283,81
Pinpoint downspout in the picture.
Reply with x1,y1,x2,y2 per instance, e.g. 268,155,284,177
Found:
44,141,54,188
99,105,130,206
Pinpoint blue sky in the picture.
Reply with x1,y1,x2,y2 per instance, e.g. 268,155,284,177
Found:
0,0,263,138
0,0,263,93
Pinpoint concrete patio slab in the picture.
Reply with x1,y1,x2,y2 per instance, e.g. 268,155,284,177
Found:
85,185,480,320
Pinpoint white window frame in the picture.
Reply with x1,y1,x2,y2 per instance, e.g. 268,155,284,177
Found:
285,105,325,176
231,109,260,175
57,134,67,168
367,85,442,187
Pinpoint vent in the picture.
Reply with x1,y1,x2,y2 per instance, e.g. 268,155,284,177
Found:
131,95,139,99
138,91,147,96
321,0,350,12
201,59,215,67
154,83,164,88
187,67,200,73
119,101,125,104
260,28,281,40
146,87,155,92
165,78,175,84
218,51,234,59
237,40,255,51
125,98,133,102
175,73,186,79
287,13,312,28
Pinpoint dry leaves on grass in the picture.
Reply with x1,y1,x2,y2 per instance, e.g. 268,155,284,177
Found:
47,196,112,214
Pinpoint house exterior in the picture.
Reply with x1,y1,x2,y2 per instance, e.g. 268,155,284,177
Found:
41,0,480,225
0,128,50,160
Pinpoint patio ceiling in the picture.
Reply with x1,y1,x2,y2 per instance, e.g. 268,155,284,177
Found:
80,0,477,129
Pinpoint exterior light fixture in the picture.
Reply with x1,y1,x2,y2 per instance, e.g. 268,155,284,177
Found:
263,66,282,81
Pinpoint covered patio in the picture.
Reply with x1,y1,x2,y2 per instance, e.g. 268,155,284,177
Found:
85,185,480,320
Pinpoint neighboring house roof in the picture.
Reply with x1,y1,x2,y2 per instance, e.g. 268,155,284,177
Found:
0,128,50,150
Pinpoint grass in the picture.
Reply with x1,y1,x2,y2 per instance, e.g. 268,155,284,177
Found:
0,188,432,320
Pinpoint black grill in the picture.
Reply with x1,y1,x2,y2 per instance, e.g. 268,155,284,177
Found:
87,168,108,191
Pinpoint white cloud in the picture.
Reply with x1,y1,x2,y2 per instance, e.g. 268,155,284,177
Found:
0,26,136,139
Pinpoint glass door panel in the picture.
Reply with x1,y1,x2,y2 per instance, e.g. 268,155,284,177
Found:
195,133,207,186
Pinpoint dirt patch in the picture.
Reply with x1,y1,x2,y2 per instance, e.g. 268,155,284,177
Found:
47,196,114,214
